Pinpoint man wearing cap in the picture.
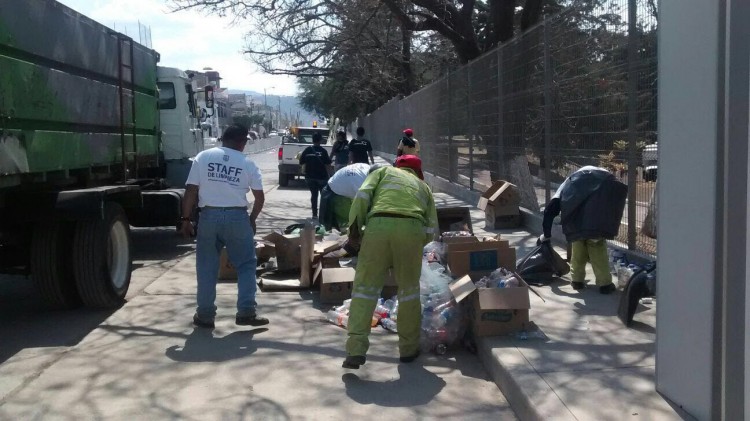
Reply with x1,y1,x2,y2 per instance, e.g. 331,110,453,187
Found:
180,124,268,329
397,128,420,157
342,155,438,369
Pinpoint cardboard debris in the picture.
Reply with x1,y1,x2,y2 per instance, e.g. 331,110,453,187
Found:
218,248,236,280
315,240,343,255
479,181,522,229
263,232,302,272
449,274,531,336
320,267,355,304
436,207,473,235
299,223,316,287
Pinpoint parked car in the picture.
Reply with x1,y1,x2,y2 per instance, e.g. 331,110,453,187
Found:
277,127,332,186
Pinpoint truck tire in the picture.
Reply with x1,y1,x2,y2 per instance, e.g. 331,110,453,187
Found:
279,172,289,187
73,203,132,308
31,221,81,309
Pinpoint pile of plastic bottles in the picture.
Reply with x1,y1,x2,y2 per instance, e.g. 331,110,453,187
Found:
418,261,466,355
326,297,400,331
475,267,520,289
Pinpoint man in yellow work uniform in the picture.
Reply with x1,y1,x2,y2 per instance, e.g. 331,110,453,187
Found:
343,155,438,369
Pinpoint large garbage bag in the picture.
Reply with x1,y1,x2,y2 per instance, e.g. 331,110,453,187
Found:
559,169,627,242
618,262,656,327
516,242,570,285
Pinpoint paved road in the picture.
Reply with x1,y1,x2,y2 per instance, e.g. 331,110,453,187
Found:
0,143,517,419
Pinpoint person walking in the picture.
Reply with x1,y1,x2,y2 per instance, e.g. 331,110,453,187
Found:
540,165,627,294
396,128,420,157
331,129,350,172
180,124,268,328
299,132,332,218
349,127,374,165
342,155,438,369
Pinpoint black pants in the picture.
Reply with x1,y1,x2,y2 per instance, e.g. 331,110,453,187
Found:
305,178,328,217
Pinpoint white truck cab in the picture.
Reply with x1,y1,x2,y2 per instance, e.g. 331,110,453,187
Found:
157,66,203,187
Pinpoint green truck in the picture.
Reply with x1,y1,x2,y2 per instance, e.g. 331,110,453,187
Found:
0,0,208,308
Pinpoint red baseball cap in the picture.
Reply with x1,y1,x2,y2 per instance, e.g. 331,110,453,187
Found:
395,154,424,180
403,128,414,137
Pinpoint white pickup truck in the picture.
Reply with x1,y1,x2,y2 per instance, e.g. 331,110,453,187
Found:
277,127,333,186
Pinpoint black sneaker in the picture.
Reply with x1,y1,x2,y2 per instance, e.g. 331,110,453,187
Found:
599,283,616,294
193,315,215,329
400,351,420,363
571,281,586,290
342,355,366,369
236,314,270,326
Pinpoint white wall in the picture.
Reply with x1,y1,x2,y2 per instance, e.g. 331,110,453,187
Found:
655,1,720,418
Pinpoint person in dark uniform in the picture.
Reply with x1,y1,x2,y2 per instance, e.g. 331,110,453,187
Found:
299,132,332,218
348,127,374,165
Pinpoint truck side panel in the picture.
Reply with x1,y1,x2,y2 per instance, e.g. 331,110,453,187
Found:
0,0,159,180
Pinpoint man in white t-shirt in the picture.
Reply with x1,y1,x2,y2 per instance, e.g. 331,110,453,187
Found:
319,163,381,232
180,124,268,329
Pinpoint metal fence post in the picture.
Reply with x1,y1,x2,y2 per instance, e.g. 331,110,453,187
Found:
543,17,553,205
447,70,457,182
626,0,638,250
467,66,475,190
497,47,506,180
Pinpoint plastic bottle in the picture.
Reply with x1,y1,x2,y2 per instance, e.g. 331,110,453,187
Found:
373,304,390,319
326,310,349,327
335,299,351,313
381,318,398,332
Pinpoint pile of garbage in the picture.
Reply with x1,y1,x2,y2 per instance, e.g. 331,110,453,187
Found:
325,241,470,355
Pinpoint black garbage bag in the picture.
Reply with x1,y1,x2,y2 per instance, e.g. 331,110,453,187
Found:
618,262,656,327
516,242,571,286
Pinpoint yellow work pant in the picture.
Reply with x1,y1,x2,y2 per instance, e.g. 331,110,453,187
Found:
570,238,612,285
346,217,424,357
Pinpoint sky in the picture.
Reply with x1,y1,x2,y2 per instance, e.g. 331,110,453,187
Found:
57,0,298,96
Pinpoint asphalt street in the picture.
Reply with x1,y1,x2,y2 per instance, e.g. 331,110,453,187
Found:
0,139,517,420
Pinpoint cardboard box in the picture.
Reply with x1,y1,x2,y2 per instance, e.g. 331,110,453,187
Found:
263,232,302,272
478,181,521,211
299,223,316,287
442,235,479,245
436,207,473,234
320,267,355,304
256,243,276,263
449,274,531,336
485,209,522,229
446,239,516,277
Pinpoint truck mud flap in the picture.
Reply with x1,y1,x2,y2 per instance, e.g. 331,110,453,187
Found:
128,189,184,228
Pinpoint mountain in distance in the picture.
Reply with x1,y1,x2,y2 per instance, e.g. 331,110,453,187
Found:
228,89,320,127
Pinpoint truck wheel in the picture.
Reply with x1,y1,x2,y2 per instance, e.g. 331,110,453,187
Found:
31,221,81,309
73,203,132,308
279,172,289,187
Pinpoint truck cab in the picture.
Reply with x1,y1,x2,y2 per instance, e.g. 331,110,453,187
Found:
157,67,203,187
277,126,333,186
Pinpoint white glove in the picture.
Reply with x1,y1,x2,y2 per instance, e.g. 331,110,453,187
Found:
539,234,550,243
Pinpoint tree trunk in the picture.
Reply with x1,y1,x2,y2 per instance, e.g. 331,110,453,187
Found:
641,181,657,238
489,0,516,45
401,25,414,94
505,155,540,211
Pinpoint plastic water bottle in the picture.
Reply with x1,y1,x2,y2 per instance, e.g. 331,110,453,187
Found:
373,304,390,319
381,318,398,332
326,310,349,327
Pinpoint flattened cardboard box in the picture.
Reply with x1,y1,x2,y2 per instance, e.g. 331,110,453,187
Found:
449,274,531,336
320,267,355,304
446,239,516,277
477,180,521,211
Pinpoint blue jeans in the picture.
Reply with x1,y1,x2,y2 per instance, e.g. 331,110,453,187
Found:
195,208,257,320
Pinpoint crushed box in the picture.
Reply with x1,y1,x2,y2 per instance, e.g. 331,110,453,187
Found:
450,274,531,336
320,267,355,304
478,181,521,229
446,238,516,277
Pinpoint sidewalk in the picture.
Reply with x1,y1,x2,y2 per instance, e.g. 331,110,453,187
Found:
431,191,690,420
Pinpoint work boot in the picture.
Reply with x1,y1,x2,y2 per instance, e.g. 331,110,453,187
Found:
236,314,270,326
571,281,586,290
599,283,616,294
342,355,366,369
399,351,420,363
193,314,215,329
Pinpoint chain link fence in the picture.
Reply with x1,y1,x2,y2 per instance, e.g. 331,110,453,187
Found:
360,0,658,255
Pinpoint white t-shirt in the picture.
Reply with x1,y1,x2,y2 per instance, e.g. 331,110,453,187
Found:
327,163,370,198
186,147,263,207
